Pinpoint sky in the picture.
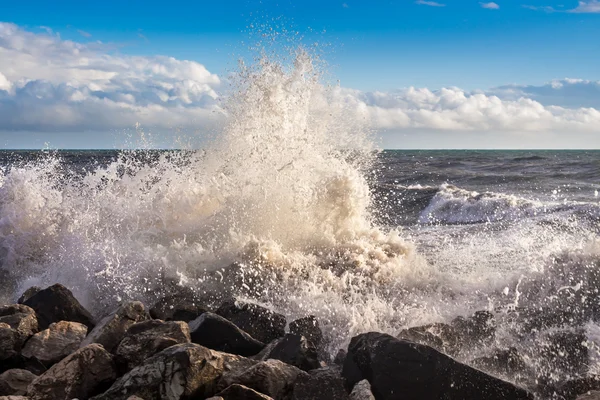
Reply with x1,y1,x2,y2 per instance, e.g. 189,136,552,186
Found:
0,0,599,149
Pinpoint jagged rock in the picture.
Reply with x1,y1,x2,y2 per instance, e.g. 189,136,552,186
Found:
21,321,87,366
115,319,191,370
91,343,255,400
398,322,459,356
27,343,116,400
189,312,265,356
334,349,347,366
254,334,321,371
342,332,533,400
17,287,40,305
22,284,95,330
81,301,150,353
290,366,349,400
219,359,307,400
0,305,38,341
0,369,36,396
451,310,495,347
149,294,208,322
470,347,529,377
216,299,286,344
289,316,324,351
216,384,274,400
349,380,375,400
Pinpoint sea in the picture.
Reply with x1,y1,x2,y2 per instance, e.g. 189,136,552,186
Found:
0,50,598,393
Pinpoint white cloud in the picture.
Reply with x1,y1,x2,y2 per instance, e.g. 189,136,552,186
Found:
415,0,446,7
480,2,500,9
569,0,600,12
0,22,223,133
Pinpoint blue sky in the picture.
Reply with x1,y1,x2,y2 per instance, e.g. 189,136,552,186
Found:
0,0,599,148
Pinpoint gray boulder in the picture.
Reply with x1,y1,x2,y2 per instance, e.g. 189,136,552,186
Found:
290,366,349,400
254,334,321,371
0,370,37,396
21,321,87,366
349,380,375,400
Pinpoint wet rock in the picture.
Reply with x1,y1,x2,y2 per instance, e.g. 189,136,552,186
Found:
27,343,117,400
0,396,30,400
80,301,150,353
290,366,349,400
115,319,191,371
541,330,588,376
0,323,21,362
219,359,307,399
334,349,347,366
0,306,38,341
289,316,324,352
149,294,208,322
189,312,265,357
0,369,36,396
255,334,321,371
17,288,40,305
92,343,255,400
21,321,87,366
541,375,600,400
349,380,375,400
216,299,286,344
22,284,95,330
342,332,533,400
398,322,459,356
451,310,495,347
470,347,529,378
216,384,274,400
578,391,600,400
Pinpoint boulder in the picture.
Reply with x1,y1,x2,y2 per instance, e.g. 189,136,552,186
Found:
21,321,87,366
0,370,36,396
0,396,30,400
22,284,95,330
541,330,588,376
334,349,347,366
578,391,600,400
349,380,375,400
451,310,495,347
91,343,255,400
254,334,321,371
17,287,40,305
398,323,459,356
149,294,208,322
27,343,117,400
216,384,274,400
0,323,21,362
470,347,529,378
216,299,285,344
289,316,324,352
189,312,265,357
0,305,38,340
218,359,307,400
540,376,600,400
290,366,349,400
115,319,191,371
80,301,149,353
342,332,533,400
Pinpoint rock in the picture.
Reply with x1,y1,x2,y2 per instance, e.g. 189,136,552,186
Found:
27,343,117,400
470,347,529,378
398,322,459,356
219,359,307,400
149,294,208,322
216,299,286,344
216,384,274,400
289,316,324,351
334,349,347,366
22,284,95,330
342,332,533,400
0,396,30,400
255,334,321,371
21,321,87,366
0,305,38,340
17,287,40,305
349,380,375,400
115,319,191,371
91,343,255,400
541,330,588,376
0,370,36,396
540,375,600,400
290,366,349,400
578,391,600,400
451,310,495,347
205,397,224,400
0,323,21,362
80,301,150,353
189,312,265,357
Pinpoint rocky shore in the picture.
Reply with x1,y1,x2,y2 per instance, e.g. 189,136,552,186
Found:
0,283,597,399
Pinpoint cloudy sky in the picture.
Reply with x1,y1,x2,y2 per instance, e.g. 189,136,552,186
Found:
1,0,599,149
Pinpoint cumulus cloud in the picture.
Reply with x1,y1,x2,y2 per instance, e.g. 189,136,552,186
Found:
0,22,224,133
480,2,500,9
415,0,445,7
490,79,600,109
569,0,600,12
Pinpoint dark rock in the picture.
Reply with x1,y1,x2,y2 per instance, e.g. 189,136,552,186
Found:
92,343,255,400
290,366,349,400
22,284,95,330
0,306,38,341
334,349,347,366
289,316,324,351
189,312,265,357
17,288,40,305
470,347,529,378
451,310,495,347
219,359,307,400
398,322,459,356
578,391,600,400
21,321,87,366
540,375,600,400
149,294,208,322
115,319,190,371
216,384,274,400
80,301,149,353
342,332,533,400
0,369,37,396
255,334,321,371
27,343,117,400
0,323,21,363
216,299,286,344
349,380,375,400
541,330,588,376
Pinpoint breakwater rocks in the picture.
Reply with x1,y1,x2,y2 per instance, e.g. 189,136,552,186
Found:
0,283,596,399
